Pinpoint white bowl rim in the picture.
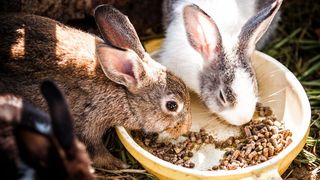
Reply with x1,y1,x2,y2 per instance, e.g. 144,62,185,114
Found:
116,51,311,177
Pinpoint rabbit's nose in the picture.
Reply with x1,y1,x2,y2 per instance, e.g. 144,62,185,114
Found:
219,103,255,126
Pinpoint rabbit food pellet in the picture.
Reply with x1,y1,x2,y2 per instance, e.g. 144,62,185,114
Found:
132,103,292,170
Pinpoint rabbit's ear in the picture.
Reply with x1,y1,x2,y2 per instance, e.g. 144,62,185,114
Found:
183,4,222,62
97,44,147,93
94,4,145,59
237,0,282,54
40,80,74,152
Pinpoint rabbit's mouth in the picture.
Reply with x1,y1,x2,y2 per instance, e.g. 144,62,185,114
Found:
160,120,192,139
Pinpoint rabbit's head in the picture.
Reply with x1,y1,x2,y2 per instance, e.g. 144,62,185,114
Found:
182,0,282,125
94,5,191,137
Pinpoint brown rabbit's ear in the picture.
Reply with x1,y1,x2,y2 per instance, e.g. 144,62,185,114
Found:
94,4,145,59
237,0,282,53
40,80,74,152
183,4,222,62
97,44,147,93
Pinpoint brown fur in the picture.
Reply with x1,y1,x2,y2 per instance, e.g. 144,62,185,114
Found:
0,92,95,180
0,95,21,180
0,12,191,169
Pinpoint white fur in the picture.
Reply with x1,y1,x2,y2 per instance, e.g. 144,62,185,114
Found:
219,69,257,125
159,0,256,93
158,0,259,125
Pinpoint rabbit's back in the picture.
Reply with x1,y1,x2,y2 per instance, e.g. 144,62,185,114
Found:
0,13,100,75
0,13,111,119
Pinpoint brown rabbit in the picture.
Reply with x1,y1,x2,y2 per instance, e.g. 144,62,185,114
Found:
0,5,191,169
0,80,94,180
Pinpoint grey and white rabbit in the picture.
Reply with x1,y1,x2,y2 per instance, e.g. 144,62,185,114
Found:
159,0,282,126
0,5,191,169
0,80,94,180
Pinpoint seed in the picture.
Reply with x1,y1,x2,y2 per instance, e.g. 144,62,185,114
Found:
231,150,240,160
226,155,232,161
285,138,292,147
257,133,264,138
248,151,257,160
240,150,246,158
196,138,202,144
271,138,278,147
212,166,219,170
190,135,196,142
264,108,273,116
178,150,185,158
209,135,214,144
264,131,270,138
269,146,275,156
262,142,267,148
260,155,267,162
174,146,182,154
227,137,234,146
258,108,265,117
263,148,269,157
172,156,178,163
275,144,283,152
204,137,210,143
244,126,252,137
186,142,194,150
164,156,170,161
222,160,229,166
227,164,237,170
189,163,195,168
183,156,190,161
271,127,279,134
187,152,193,157
255,145,263,151
176,159,184,164
144,138,151,146
245,145,253,155
266,119,274,125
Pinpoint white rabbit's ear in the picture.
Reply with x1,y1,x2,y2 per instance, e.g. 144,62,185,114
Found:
97,44,146,93
238,0,282,54
183,4,222,62
94,4,146,60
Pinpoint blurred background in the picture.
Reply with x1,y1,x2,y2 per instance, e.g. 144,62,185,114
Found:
1,0,319,179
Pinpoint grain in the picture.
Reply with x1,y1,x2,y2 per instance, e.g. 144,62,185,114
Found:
132,104,292,170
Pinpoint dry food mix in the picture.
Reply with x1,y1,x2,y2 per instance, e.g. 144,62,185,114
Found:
132,103,292,170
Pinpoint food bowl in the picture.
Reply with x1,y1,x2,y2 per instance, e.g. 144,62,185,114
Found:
115,40,311,179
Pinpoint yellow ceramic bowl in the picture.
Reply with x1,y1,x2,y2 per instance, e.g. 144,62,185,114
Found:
116,40,311,179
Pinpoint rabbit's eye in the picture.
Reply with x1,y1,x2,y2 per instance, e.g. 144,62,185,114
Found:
166,101,178,112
